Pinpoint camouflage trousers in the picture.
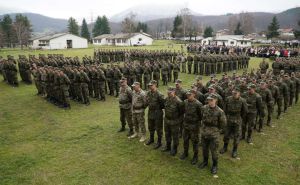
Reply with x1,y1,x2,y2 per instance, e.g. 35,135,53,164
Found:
223,120,241,146
284,95,289,112
277,98,283,117
132,112,146,135
80,83,90,104
164,119,180,147
183,125,199,154
202,134,219,161
148,111,163,138
173,72,178,83
242,113,257,139
120,108,133,129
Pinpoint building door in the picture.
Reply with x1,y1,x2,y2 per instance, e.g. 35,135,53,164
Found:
67,40,72,48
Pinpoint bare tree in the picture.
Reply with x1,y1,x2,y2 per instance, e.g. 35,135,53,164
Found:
180,8,193,40
13,14,32,49
228,15,238,34
239,12,254,34
121,12,136,34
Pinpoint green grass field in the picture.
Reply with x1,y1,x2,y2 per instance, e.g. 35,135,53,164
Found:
0,41,299,185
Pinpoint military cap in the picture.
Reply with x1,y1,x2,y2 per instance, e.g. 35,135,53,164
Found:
207,93,218,100
131,81,140,87
247,83,256,89
232,87,240,92
120,77,127,82
167,86,176,92
208,84,216,89
260,81,266,85
148,80,157,86
186,89,195,95
175,79,182,84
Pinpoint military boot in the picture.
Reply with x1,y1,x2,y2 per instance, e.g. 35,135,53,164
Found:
162,143,171,152
198,157,208,169
153,136,162,149
145,133,154,145
211,160,218,175
191,152,198,165
232,144,238,158
170,145,177,156
219,143,228,154
118,126,125,132
180,149,188,160
127,128,134,137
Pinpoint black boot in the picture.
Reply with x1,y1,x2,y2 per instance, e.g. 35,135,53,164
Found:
191,152,198,165
153,136,162,149
198,157,208,169
232,144,238,158
162,143,171,152
118,126,125,132
180,150,188,160
170,145,177,156
219,143,228,154
145,133,154,145
127,128,134,136
211,160,218,175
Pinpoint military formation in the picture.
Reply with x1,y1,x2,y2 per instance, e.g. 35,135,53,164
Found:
0,56,19,86
117,61,300,175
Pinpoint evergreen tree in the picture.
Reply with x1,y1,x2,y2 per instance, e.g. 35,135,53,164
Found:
0,15,15,47
171,15,183,38
93,16,102,37
203,26,213,38
81,18,90,40
101,16,111,34
267,16,280,39
136,22,148,33
68,17,79,35
234,22,243,35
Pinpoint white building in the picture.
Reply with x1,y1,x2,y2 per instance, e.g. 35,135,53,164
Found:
213,35,252,47
29,33,88,49
92,32,153,46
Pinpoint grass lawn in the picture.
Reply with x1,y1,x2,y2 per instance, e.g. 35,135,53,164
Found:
0,41,299,185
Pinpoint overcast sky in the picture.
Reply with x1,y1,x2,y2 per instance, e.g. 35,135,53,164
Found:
1,0,299,22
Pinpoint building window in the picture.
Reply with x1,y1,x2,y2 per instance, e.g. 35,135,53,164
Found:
139,38,142,41
230,41,234,45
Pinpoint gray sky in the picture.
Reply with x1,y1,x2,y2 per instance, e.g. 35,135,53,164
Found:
1,0,299,22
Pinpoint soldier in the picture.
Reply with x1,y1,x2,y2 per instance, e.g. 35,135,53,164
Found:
79,69,90,105
267,79,279,126
59,70,71,109
276,77,288,119
181,54,187,73
143,64,152,90
97,67,106,101
180,90,203,165
242,84,263,144
291,72,300,104
152,63,160,87
220,88,247,158
175,79,187,137
259,58,269,74
187,55,193,74
161,63,168,86
162,87,183,156
198,94,226,175
173,62,180,83
129,82,147,142
118,77,134,136
113,65,122,97
256,81,272,132
145,80,165,149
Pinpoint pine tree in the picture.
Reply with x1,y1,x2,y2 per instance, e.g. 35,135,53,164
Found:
81,18,90,40
267,16,280,39
234,22,243,35
0,15,16,47
136,22,148,33
93,16,102,37
171,15,183,38
203,26,213,38
68,17,79,35
101,16,111,34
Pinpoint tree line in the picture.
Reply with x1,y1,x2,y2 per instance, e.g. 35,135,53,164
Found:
0,14,32,48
